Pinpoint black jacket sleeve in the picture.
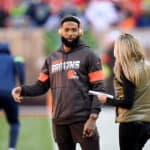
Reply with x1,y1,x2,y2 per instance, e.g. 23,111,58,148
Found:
21,80,50,97
106,75,135,109
87,51,105,114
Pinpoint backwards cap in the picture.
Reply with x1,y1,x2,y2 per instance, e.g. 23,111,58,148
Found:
60,16,81,26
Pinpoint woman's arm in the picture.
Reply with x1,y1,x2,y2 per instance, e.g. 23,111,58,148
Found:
98,75,135,109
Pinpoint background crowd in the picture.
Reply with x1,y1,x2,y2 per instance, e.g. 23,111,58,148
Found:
0,0,150,29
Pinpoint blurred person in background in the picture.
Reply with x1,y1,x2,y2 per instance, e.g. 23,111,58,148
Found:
136,0,150,27
118,9,136,31
58,0,80,19
101,30,120,95
0,43,25,150
9,0,27,28
0,2,10,28
25,0,51,27
85,0,119,49
12,15,105,150
97,33,150,150
85,0,118,32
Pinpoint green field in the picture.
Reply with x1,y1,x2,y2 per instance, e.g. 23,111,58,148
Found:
0,117,54,150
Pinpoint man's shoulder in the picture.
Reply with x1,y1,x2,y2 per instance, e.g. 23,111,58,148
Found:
80,44,93,53
45,49,61,60
81,46,97,57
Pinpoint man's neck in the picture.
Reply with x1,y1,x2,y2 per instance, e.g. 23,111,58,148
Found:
63,45,71,53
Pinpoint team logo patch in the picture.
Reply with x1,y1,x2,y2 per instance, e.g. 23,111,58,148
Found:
67,70,79,80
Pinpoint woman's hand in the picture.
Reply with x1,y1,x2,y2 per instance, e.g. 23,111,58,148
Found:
97,95,107,104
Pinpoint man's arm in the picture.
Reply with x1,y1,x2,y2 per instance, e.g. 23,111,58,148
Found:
21,57,50,97
12,58,50,102
87,52,105,115
83,52,105,138
12,80,50,103
21,80,50,96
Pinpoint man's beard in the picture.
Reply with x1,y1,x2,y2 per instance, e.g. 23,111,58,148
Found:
61,36,80,48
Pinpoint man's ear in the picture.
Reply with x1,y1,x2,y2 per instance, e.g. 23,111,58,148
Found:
79,28,83,36
58,28,62,35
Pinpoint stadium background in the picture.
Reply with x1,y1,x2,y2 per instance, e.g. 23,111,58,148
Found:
0,0,150,149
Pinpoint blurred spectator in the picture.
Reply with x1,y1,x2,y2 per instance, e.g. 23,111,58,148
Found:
48,0,64,14
0,43,25,150
72,0,89,12
102,46,115,95
102,30,120,95
136,0,150,27
45,0,87,31
136,10,150,27
85,0,119,49
25,0,51,27
58,0,90,29
0,2,9,28
119,9,136,30
72,0,90,29
0,0,13,12
58,0,80,19
122,0,142,18
9,1,27,28
85,0,118,31
142,0,150,11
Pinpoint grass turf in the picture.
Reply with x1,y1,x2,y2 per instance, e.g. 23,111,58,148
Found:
0,116,54,150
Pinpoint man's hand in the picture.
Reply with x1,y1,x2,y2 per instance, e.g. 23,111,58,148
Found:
11,87,23,103
83,116,97,138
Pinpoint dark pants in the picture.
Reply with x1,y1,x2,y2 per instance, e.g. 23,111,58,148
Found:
119,122,150,150
0,91,20,148
52,121,100,150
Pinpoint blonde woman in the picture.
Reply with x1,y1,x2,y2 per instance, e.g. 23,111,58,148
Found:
97,33,150,150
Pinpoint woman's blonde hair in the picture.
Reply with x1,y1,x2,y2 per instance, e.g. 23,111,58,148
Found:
114,33,147,85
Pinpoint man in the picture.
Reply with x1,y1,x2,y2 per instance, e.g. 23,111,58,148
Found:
12,16,105,150
0,43,25,150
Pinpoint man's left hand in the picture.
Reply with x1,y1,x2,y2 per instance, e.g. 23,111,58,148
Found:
83,117,97,138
